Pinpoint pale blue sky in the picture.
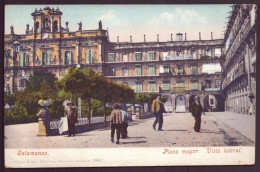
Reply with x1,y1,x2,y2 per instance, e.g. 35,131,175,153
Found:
5,5,232,42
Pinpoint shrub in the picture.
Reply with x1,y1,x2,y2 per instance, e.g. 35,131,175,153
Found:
9,103,32,124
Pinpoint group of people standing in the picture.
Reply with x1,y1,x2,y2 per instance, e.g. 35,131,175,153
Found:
63,94,205,142
110,104,129,144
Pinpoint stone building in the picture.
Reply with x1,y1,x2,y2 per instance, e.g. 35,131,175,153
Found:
4,5,256,114
222,4,257,115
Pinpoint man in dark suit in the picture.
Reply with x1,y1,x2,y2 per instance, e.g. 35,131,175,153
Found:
64,101,78,137
191,96,205,132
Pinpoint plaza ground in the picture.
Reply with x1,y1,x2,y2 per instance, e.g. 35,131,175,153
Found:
4,112,255,148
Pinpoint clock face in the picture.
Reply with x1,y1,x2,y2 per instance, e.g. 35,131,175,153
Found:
43,33,49,39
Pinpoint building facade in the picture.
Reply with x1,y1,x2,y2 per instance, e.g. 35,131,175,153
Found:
222,4,257,115
4,5,256,114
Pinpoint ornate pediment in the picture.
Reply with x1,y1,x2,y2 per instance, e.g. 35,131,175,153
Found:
61,44,75,48
82,42,96,47
20,46,30,50
40,45,53,50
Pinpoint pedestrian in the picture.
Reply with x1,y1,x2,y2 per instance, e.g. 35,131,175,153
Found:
64,101,78,137
119,105,129,139
191,96,205,132
110,103,122,144
152,94,166,131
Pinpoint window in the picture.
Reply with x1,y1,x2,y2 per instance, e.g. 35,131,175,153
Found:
205,50,211,57
214,48,221,58
149,81,156,92
108,53,115,62
135,65,142,76
148,64,155,75
122,68,128,76
206,80,212,88
86,49,94,64
177,65,183,74
215,79,221,88
135,81,142,92
190,80,198,90
148,52,155,61
19,53,29,66
63,51,72,65
108,66,115,76
4,55,8,67
176,81,184,87
20,78,27,88
162,52,168,60
177,51,182,56
122,54,128,62
191,65,197,74
135,53,142,61
41,52,51,66
162,81,170,91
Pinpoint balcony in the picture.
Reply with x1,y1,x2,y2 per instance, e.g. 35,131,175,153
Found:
159,72,171,76
164,54,195,61
205,88,221,91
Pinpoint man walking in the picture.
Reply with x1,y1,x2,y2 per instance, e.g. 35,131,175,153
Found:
64,101,78,136
191,96,205,132
110,104,122,144
152,94,166,131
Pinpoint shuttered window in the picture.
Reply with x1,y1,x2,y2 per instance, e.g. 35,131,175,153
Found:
162,81,170,90
108,53,115,62
148,65,155,75
135,65,142,76
19,53,24,66
191,65,197,74
108,66,115,76
149,52,155,61
190,80,198,90
176,81,184,87
135,81,142,92
177,65,183,74
149,81,156,92
135,53,141,61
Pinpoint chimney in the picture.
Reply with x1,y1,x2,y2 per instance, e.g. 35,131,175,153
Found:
99,20,102,30
171,34,173,41
144,35,146,42
10,25,14,34
185,33,187,41
65,22,69,30
26,24,29,34
211,32,213,40
117,36,119,43
157,34,159,42
130,35,132,42
199,32,201,40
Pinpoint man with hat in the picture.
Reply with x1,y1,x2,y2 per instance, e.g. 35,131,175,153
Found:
64,101,77,136
191,96,205,132
152,94,166,131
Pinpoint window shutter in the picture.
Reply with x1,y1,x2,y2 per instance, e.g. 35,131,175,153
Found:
159,66,162,73
62,51,65,65
46,52,50,65
40,53,42,66
70,51,73,64
86,50,89,64
91,50,94,64
25,53,28,66
20,53,24,66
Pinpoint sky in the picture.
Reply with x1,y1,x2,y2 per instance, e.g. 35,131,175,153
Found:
5,5,232,42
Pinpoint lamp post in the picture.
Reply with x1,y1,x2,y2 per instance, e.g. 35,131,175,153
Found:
12,41,20,93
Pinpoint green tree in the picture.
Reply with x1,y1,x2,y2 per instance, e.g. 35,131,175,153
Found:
25,71,58,93
4,92,16,110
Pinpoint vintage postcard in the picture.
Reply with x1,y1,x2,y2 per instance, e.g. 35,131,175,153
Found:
4,4,256,167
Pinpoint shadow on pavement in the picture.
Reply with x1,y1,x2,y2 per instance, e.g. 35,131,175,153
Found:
127,136,146,139
121,141,147,144
164,129,188,132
